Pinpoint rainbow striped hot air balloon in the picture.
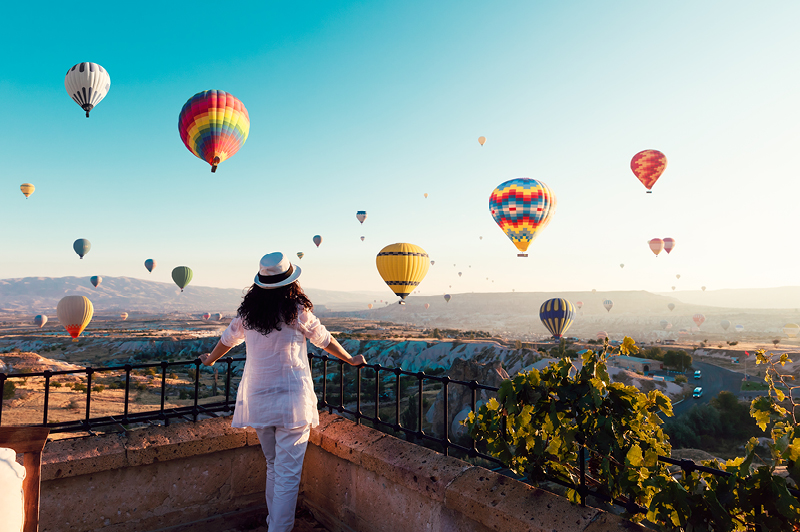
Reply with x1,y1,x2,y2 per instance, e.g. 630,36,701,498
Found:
631,150,667,193
178,90,250,173
539,298,576,339
489,178,556,257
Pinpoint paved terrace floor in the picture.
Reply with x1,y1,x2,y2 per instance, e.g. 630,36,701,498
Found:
222,507,329,531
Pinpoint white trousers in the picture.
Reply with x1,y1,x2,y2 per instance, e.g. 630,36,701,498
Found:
255,425,311,532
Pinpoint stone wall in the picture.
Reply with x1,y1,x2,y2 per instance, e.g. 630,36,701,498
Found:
35,413,653,532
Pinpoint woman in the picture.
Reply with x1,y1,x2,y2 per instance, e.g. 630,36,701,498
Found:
200,252,365,532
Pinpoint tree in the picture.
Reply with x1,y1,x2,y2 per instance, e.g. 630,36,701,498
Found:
432,328,442,339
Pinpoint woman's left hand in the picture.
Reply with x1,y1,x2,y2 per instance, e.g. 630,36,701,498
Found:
199,353,215,366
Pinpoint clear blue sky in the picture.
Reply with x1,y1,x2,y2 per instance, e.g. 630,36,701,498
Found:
1,1,798,299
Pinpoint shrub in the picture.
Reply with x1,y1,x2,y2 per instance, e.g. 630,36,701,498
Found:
72,383,87,393
92,385,105,393
674,374,687,385
49,381,62,388
3,381,16,400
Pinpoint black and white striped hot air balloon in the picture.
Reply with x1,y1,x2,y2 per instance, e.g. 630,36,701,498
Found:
65,62,111,118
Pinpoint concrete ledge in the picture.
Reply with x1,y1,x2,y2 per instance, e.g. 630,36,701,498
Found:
303,412,654,532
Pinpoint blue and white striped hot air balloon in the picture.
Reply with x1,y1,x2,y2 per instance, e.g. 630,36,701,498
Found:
539,298,576,339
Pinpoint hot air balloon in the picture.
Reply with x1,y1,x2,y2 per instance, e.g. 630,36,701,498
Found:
539,298,576,339
576,301,583,310
20,183,34,199
178,90,250,173
368,304,373,309
592,289,597,293
424,193,428,198
376,243,429,304
490,178,556,257
57,295,93,341
620,264,624,269
172,266,193,292
693,313,706,328
313,235,322,247
630,150,667,193
478,136,486,146
360,236,365,242
458,272,462,277
444,294,451,303
648,238,664,256
203,313,211,320
660,320,669,330
73,238,91,259
90,276,102,288
596,331,608,340
701,286,707,292
297,252,304,260
676,274,681,280
64,62,110,118
785,324,800,338
356,211,367,224
34,315,47,328
144,259,156,273
671,286,676,291
721,320,731,331
424,303,430,310
120,312,128,320
430,261,435,266
668,303,675,311
603,299,613,312
735,325,744,333
663,238,676,254
213,313,223,321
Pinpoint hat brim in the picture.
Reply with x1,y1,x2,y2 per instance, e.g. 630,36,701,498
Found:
254,264,302,289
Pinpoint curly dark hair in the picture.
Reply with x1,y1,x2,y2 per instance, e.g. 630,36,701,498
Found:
237,282,313,336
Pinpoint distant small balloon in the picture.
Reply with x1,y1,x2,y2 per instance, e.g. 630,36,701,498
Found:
368,304,373,309
57,295,93,341
34,315,47,327
458,272,462,277
20,183,35,199
144,259,156,273
203,313,211,320
668,303,675,311
660,320,669,330
356,211,367,224
430,261,435,266
721,320,731,331
576,301,583,310
648,238,664,257
444,294,451,303
313,235,322,247
297,252,304,260
90,275,102,288
784,324,799,338
735,324,744,333
424,303,430,310
693,313,706,328
213,313,223,321
73,238,91,259
663,238,676,254
172,266,193,292
676,274,681,279
620,264,624,269
120,312,128,320
671,286,676,291
360,236,365,242
603,299,613,312
424,193,428,198
478,136,486,146
701,286,707,292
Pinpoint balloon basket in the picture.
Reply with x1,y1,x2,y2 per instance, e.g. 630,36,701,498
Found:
72,338,79,343
646,191,652,194
517,254,528,258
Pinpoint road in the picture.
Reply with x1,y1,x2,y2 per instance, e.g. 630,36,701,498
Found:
672,360,757,416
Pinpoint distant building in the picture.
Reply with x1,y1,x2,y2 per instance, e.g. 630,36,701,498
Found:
609,355,663,374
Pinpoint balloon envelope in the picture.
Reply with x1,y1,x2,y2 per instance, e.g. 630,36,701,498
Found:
360,236,365,242
784,324,800,338
376,243,430,302
693,313,706,327
178,90,249,172
620,264,624,269
596,331,608,340
478,136,486,146
701,286,707,292
444,294,451,303
297,252,304,260
489,178,556,257
34,315,47,328
630,150,667,192
424,303,430,310
90,275,102,288
721,320,731,331
313,235,322,247
539,298,576,339
603,299,613,312
213,313,223,321
648,238,664,256
668,303,675,311
576,301,583,310
663,238,676,254
172,266,193,292
660,320,669,330
73,238,91,259
676,274,681,279
735,325,744,333
65,62,110,117
356,211,367,224
120,313,128,320
144,259,156,273
20,183,34,198
57,295,93,341
368,304,373,309
424,193,428,198
203,313,211,320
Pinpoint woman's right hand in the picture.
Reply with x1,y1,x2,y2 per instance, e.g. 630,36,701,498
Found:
349,354,367,366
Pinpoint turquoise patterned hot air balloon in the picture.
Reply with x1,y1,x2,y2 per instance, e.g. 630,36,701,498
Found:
297,252,304,260
172,266,193,292
73,238,91,259
539,298,576,339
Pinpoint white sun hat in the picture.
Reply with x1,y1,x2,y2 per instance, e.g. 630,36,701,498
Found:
253,252,302,289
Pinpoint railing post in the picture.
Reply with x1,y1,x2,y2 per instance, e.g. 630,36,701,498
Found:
43,370,52,425
374,365,382,422
193,359,201,421
85,368,94,430
470,380,478,456
338,360,345,413
123,365,131,423
442,376,450,456
417,372,425,437
322,355,330,413
0,372,6,426
356,365,362,425
225,358,232,412
160,361,168,423
395,368,402,431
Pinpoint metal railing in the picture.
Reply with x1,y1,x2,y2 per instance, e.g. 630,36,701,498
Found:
0,357,245,434
2,352,798,517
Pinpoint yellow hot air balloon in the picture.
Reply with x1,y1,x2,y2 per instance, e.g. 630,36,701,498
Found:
376,243,430,304
56,295,94,342
20,183,35,199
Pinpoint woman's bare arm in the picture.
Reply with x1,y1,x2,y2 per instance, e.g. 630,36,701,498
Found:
323,337,366,366
200,340,233,366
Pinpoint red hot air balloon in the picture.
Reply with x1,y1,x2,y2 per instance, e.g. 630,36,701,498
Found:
693,313,706,328
576,301,583,310
631,150,667,193
663,238,676,254
648,238,664,256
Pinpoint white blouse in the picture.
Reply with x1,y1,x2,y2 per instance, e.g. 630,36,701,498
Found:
221,309,331,429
